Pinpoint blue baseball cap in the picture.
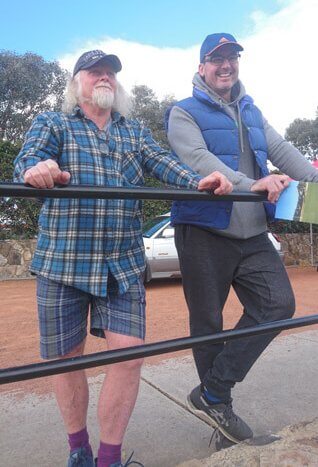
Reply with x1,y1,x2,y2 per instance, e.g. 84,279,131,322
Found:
73,49,122,76
200,33,243,63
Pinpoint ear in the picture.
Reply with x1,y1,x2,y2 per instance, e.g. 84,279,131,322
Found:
198,63,205,77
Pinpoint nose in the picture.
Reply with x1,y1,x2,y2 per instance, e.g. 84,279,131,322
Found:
100,71,110,81
220,58,231,67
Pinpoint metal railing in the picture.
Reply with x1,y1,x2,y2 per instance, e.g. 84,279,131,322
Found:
1,315,318,385
0,182,268,202
1,182,317,386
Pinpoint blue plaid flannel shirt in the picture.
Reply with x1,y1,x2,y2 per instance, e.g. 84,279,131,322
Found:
14,107,201,296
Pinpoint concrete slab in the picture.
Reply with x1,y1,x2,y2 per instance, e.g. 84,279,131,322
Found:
1,330,318,466
142,330,318,436
0,376,212,467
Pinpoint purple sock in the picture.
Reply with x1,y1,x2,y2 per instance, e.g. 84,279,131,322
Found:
68,427,92,455
97,441,121,467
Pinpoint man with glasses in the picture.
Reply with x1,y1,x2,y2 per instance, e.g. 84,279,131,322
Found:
166,33,318,445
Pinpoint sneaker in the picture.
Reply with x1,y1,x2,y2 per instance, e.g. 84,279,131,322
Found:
95,451,143,467
214,430,236,451
187,385,253,443
68,447,95,466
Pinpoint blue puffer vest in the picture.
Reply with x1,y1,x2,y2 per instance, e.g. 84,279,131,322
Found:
168,87,274,229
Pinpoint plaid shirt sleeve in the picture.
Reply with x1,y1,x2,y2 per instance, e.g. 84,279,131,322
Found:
140,126,202,189
14,113,61,182
11,112,207,297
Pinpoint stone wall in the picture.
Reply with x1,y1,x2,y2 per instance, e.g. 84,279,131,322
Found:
280,233,318,266
0,239,37,280
0,234,317,280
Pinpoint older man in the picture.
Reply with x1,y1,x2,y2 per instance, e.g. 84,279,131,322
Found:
167,33,318,445
14,50,232,467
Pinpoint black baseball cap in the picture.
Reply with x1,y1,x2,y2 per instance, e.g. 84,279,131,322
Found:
73,49,122,76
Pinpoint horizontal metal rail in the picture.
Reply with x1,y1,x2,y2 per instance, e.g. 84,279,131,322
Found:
1,182,316,389
1,314,317,385
0,182,268,202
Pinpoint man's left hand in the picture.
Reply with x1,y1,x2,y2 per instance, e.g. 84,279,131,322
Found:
198,171,233,195
251,174,290,203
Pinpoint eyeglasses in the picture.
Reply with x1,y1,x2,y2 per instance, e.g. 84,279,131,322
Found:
204,53,241,66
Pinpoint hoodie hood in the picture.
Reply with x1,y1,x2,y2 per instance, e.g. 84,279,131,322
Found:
192,72,246,107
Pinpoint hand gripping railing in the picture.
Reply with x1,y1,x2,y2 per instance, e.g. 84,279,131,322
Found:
0,182,317,386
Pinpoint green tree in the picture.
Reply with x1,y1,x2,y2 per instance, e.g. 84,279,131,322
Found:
130,84,176,149
0,51,68,143
0,51,67,237
130,85,177,219
285,111,318,161
0,140,40,238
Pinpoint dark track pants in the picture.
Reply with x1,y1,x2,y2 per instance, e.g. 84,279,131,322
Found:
175,225,295,402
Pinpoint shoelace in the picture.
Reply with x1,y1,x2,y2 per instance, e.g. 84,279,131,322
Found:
120,451,144,467
209,427,218,447
105,451,143,467
222,402,239,422
209,427,236,449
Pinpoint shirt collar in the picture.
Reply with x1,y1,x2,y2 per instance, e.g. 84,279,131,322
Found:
70,106,124,124
70,105,84,118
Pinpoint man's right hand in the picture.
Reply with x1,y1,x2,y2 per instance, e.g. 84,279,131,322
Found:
251,174,290,203
24,160,71,188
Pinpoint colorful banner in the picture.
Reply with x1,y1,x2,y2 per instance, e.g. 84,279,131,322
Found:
275,181,318,224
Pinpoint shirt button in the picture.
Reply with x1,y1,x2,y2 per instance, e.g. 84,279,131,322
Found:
100,143,109,153
98,130,106,139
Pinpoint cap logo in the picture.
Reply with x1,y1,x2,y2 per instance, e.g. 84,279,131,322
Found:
88,54,102,60
83,50,104,62
219,37,230,44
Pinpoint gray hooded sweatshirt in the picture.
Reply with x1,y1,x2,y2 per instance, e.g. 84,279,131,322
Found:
167,73,318,239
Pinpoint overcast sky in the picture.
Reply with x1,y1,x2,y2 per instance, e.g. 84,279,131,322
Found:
2,0,317,134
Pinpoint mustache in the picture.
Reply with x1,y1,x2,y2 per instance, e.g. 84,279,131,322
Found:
95,84,113,91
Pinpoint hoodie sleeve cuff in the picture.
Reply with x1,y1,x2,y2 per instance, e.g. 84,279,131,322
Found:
233,177,256,192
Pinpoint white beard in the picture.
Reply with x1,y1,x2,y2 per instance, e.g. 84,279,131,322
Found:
92,86,114,109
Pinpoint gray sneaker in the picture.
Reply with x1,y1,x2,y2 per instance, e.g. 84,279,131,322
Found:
187,385,253,443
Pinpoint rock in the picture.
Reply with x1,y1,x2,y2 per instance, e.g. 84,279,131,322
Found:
23,250,32,261
0,254,8,266
7,250,21,265
177,418,318,467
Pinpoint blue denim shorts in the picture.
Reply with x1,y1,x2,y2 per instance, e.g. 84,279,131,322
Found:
36,275,146,359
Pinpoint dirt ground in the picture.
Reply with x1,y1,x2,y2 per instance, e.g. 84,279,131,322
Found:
0,266,317,396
